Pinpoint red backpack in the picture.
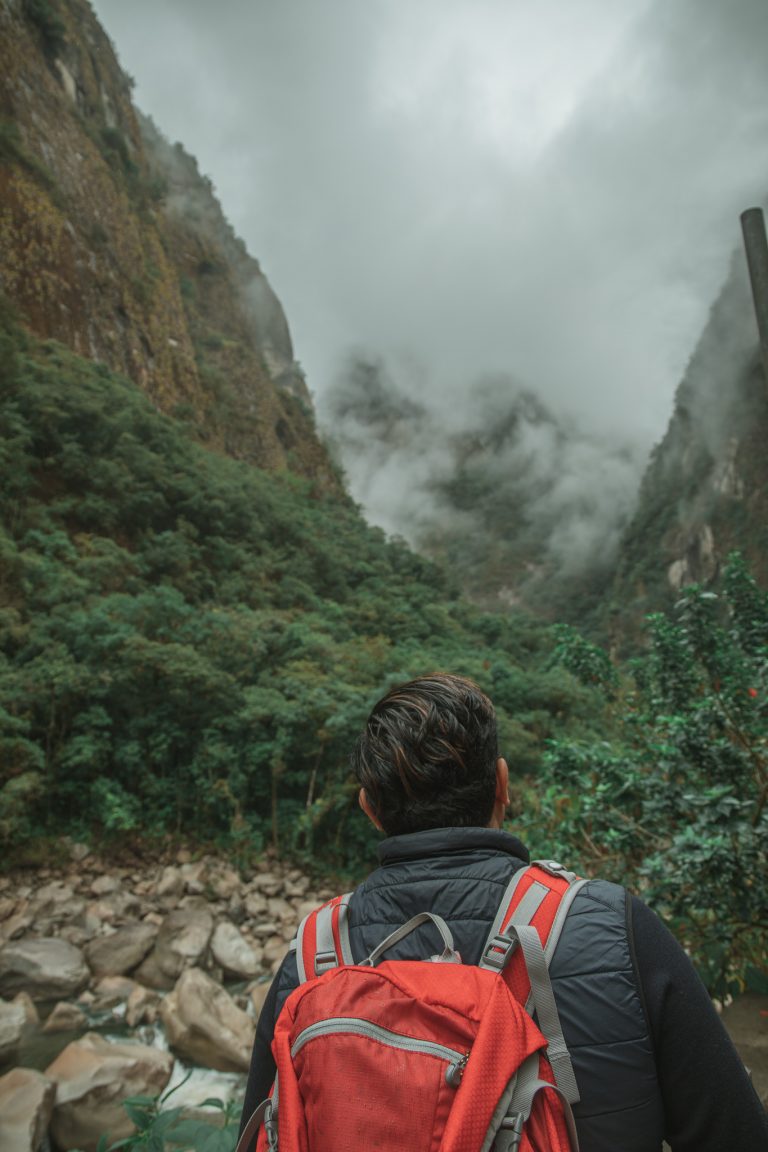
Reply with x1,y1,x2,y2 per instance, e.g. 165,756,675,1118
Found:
238,861,586,1152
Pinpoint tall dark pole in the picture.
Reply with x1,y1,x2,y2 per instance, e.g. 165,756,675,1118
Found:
740,207,768,389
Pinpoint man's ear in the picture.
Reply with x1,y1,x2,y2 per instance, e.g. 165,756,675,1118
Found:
495,757,510,808
487,757,510,828
359,788,384,831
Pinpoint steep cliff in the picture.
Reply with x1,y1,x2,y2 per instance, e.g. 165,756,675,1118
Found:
611,233,768,645
0,0,336,483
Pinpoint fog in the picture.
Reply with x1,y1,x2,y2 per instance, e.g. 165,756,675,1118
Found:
92,0,768,572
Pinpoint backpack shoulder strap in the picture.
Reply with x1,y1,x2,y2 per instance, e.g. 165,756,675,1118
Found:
479,859,586,972
479,860,587,1107
295,891,354,983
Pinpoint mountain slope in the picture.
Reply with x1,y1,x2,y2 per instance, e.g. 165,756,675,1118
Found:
0,0,333,482
610,237,768,646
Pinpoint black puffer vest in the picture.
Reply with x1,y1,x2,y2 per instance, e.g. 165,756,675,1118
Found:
274,827,665,1152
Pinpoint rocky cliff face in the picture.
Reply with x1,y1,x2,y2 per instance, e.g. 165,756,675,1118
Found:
0,0,337,484
611,236,768,644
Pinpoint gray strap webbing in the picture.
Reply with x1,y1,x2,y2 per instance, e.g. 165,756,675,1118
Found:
532,859,579,884
313,901,337,973
234,1098,271,1152
510,880,549,928
509,924,580,1104
480,1071,520,1152
337,892,353,964
295,912,310,984
523,877,588,1016
295,893,354,983
364,912,458,966
505,1053,580,1151
479,868,531,965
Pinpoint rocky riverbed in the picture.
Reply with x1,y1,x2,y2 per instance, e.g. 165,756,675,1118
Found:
0,845,765,1151
0,844,335,1152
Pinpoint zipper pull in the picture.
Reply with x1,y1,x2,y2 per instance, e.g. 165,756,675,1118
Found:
445,1053,469,1087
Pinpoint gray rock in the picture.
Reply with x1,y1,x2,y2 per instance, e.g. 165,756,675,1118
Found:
248,980,272,1019
134,908,213,990
156,865,184,899
160,967,255,1072
90,976,137,1011
46,1032,173,1152
211,921,260,979
244,892,268,919
125,984,160,1028
267,897,292,921
0,998,27,1061
210,868,241,901
262,934,288,967
85,922,157,977
12,992,39,1026
91,876,120,897
42,1001,87,1033
0,1067,56,1152
0,938,89,1001
0,896,17,922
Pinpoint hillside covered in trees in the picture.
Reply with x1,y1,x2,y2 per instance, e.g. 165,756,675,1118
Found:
0,0,765,1014
0,304,605,872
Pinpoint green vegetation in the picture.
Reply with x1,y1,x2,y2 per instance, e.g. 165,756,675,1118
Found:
526,552,768,996
22,0,66,60
2,305,765,993
96,1080,240,1152
0,310,598,871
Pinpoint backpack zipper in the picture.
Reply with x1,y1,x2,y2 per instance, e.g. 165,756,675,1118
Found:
291,1017,469,1086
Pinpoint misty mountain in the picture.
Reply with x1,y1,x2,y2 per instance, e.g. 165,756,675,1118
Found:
320,356,644,624
610,226,768,647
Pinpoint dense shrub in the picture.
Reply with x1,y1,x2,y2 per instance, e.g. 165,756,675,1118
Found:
525,553,768,995
0,315,599,873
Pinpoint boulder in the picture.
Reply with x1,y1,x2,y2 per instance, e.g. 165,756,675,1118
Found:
156,865,184,899
244,891,268,918
0,1067,56,1152
267,897,292,921
0,997,27,1061
262,934,288,968
209,867,241,901
1,908,34,941
160,967,255,1072
45,1032,173,1152
91,975,138,1010
85,922,158,977
125,984,160,1028
0,938,89,1001
12,992,39,1026
146,907,213,987
211,921,260,979
180,861,208,894
248,980,272,1019
91,876,120,896
255,873,283,897
42,1001,87,1033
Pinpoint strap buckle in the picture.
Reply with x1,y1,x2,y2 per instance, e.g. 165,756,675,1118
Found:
481,932,517,971
264,1102,278,1152
494,1112,524,1152
314,950,338,975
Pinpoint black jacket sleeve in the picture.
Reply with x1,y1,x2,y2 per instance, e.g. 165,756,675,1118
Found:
629,895,768,1151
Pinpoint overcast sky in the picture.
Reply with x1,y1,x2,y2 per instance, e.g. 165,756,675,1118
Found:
91,0,768,449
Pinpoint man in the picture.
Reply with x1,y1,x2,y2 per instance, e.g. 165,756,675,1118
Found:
240,673,768,1150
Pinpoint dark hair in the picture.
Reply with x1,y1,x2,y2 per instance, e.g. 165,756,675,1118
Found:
351,673,499,836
